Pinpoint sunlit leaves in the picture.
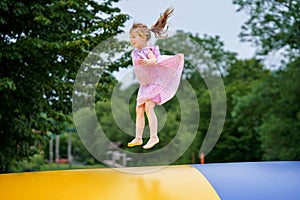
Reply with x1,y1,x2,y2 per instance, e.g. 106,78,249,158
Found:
0,0,129,172
233,0,300,56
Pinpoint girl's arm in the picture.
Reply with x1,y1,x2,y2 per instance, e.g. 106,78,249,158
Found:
137,50,157,66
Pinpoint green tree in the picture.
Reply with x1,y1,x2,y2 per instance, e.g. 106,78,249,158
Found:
210,59,270,162
233,0,300,161
0,0,128,172
254,58,300,160
233,0,300,56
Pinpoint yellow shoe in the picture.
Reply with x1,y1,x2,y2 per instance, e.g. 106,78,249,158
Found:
128,138,143,147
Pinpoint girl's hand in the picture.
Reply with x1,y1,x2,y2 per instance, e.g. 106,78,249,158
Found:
137,50,157,66
137,59,155,66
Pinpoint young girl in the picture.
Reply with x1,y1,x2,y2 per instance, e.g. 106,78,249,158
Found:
128,7,184,149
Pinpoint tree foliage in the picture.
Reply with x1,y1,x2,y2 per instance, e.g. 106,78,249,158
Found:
233,0,300,56
2,0,300,172
238,58,300,160
233,0,300,161
0,0,128,172
211,58,270,162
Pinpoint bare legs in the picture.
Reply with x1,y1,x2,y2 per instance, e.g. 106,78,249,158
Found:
127,101,159,149
143,101,159,149
127,104,145,147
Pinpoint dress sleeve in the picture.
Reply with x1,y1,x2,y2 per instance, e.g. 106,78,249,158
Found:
149,46,161,58
131,50,137,61
131,50,140,65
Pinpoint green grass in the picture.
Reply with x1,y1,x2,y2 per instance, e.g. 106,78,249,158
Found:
40,163,107,171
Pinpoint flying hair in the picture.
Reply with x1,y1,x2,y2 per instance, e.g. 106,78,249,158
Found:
150,7,174,38
130,7,174,41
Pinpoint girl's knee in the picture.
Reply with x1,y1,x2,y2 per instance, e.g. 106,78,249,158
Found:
136,105,145,116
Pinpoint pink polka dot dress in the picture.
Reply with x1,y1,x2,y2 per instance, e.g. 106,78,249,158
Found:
132,46,184,106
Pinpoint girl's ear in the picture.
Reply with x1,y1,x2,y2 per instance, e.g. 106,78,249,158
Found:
141,34,147,41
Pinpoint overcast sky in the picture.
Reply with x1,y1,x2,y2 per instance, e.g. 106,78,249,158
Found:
116,0,256,59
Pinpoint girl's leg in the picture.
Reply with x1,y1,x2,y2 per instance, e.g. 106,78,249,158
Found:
128,104,145,147
143,101,159,149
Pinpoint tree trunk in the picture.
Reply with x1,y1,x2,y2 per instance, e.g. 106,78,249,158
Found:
55,134,60,168
68,132,72,169
49,136,53,167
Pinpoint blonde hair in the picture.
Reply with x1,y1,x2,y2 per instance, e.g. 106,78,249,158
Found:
130,7,174,41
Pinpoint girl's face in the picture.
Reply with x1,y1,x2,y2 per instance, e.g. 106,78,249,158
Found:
130,32,147,49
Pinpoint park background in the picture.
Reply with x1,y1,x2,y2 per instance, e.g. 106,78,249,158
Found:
0,0,299,173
